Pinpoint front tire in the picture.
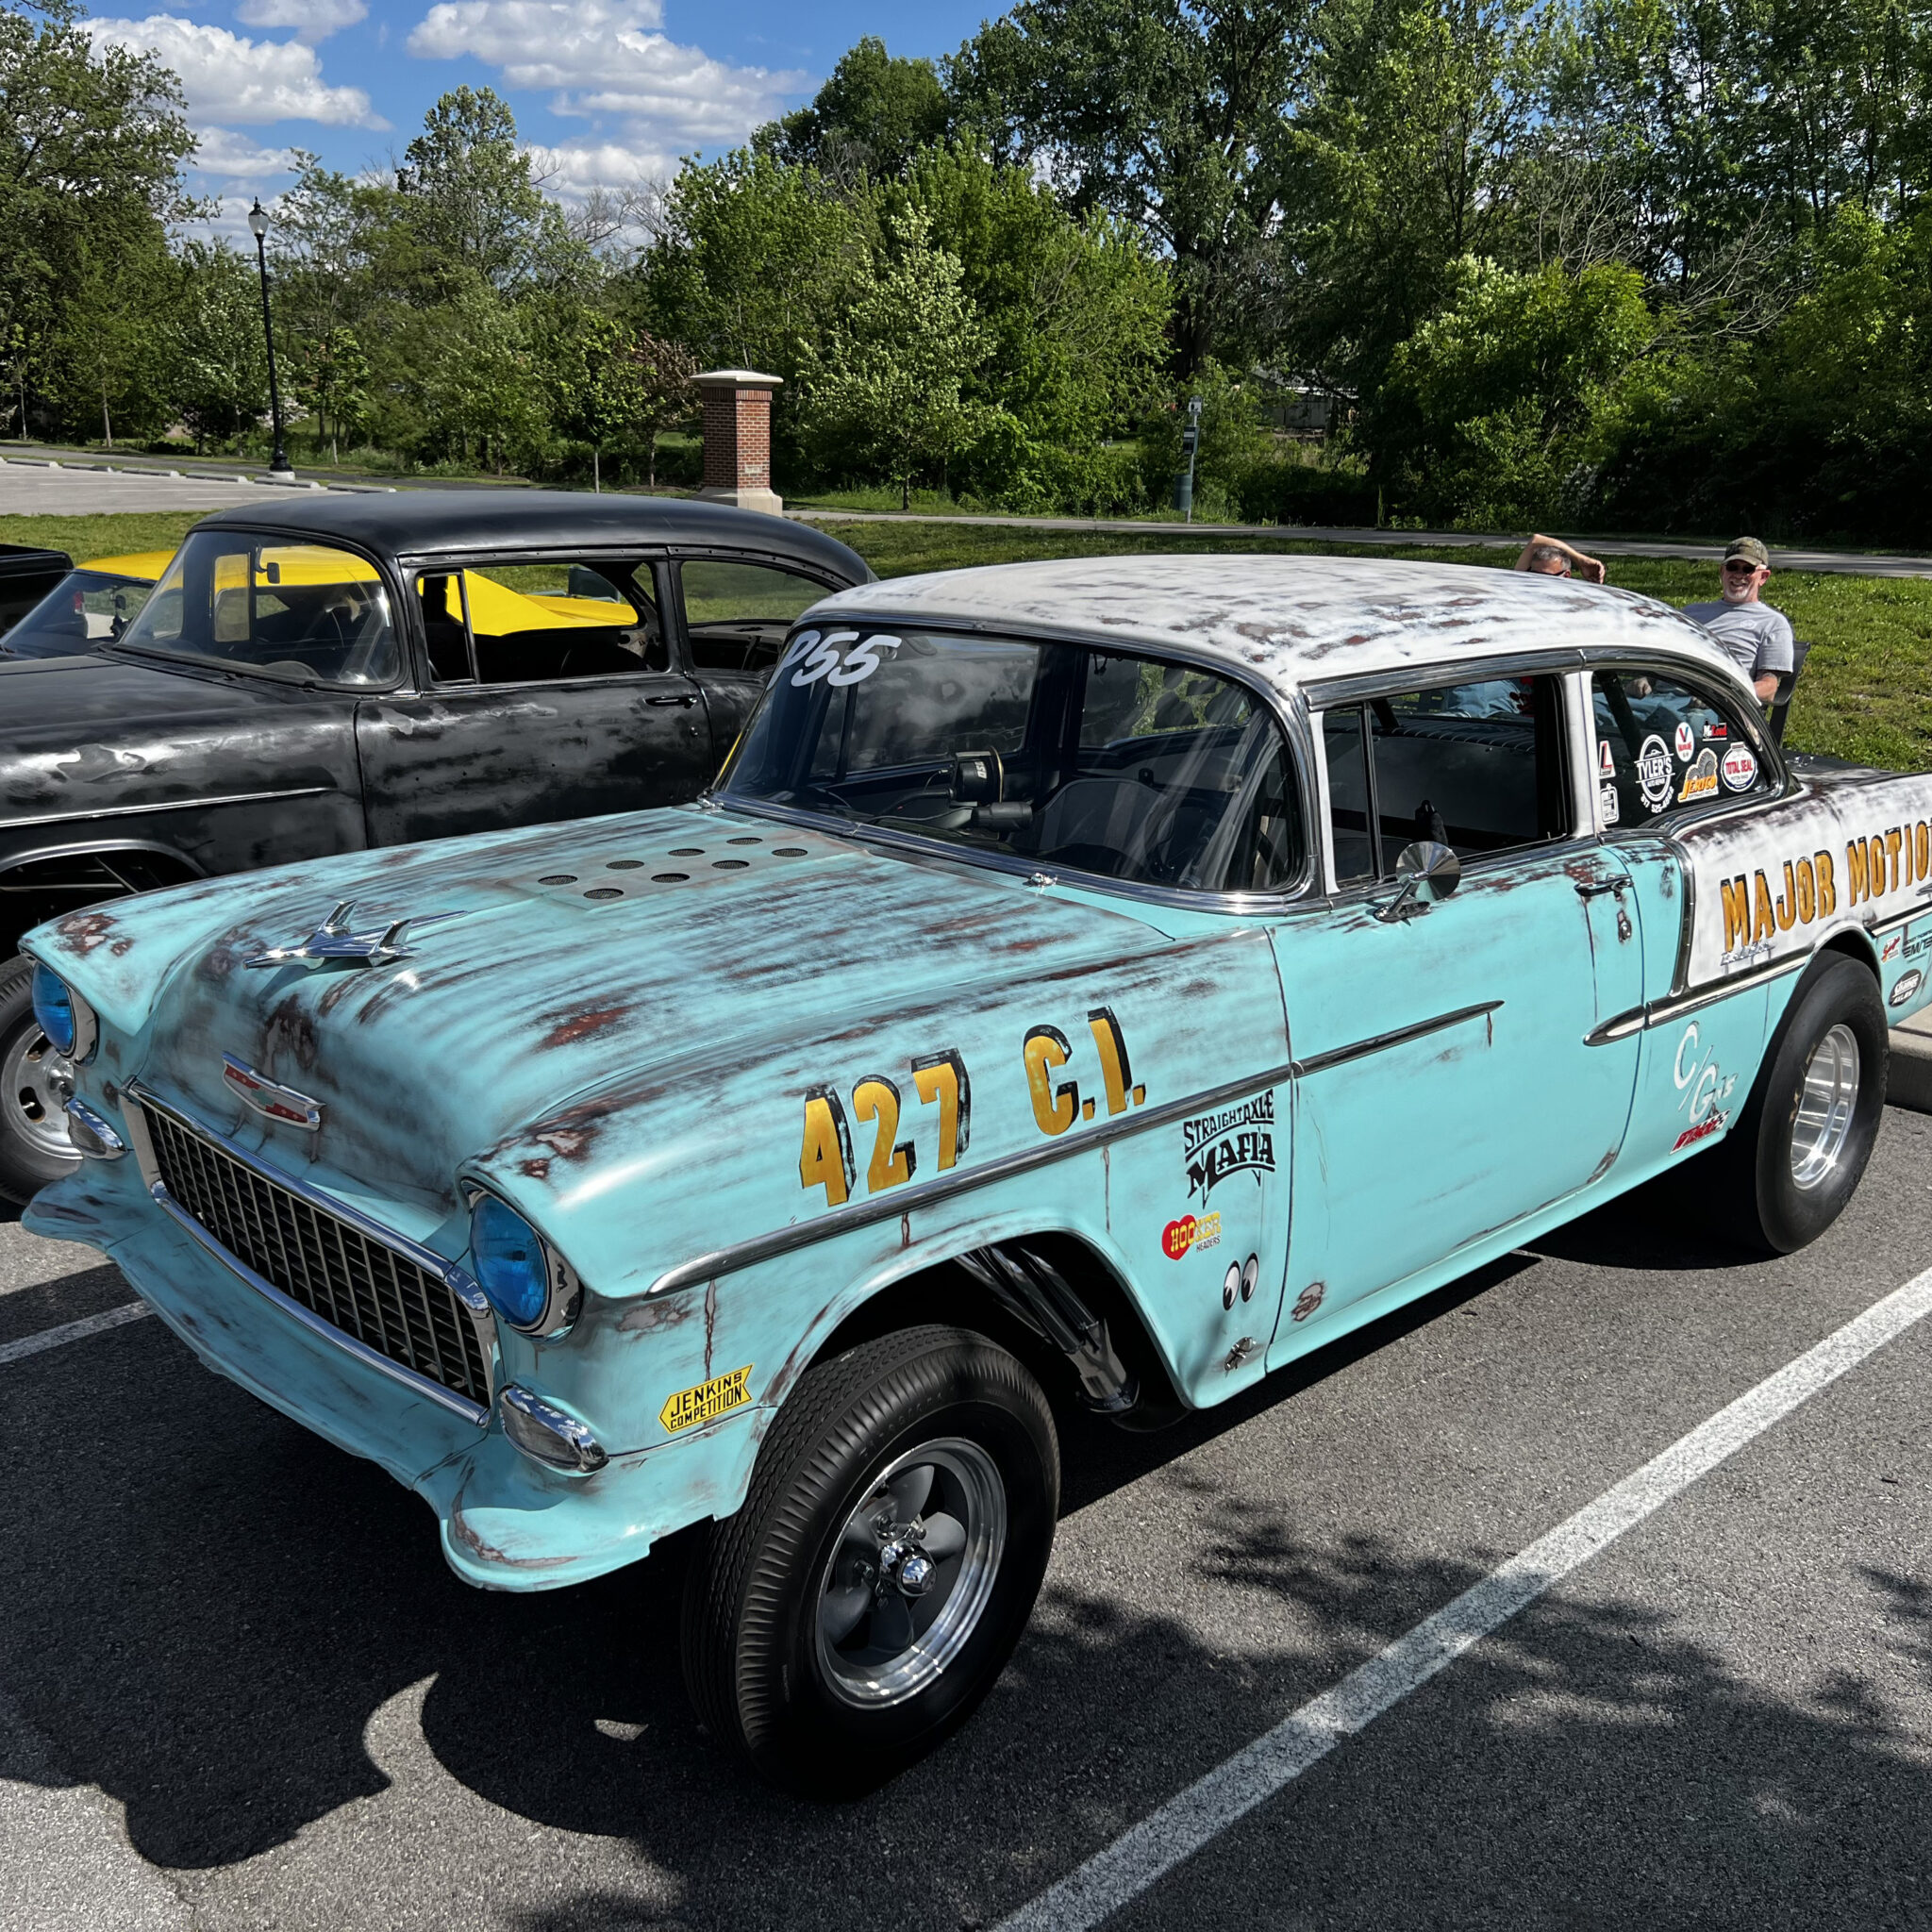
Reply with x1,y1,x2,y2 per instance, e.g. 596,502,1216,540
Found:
1720,954,1888,1254
681,1324,1058,1796
0,955,80,1208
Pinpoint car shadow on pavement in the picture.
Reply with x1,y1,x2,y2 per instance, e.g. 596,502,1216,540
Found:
5,1221,1928,1932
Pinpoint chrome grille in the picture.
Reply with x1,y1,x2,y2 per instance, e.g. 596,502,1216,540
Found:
142,1101,491,1407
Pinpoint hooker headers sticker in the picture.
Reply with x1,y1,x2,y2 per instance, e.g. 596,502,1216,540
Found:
659,1365,754,1435
1183,1091,1276,1204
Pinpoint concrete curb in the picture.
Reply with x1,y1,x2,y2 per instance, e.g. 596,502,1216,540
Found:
1890,1011,1932,1113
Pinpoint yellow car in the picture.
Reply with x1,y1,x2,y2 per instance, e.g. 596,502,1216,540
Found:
1,550,175,658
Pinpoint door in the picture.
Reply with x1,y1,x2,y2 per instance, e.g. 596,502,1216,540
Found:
1272,671,1642,1358
356,558,712,845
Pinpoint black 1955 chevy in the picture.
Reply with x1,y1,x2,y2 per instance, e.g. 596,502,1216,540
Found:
0,490,870,1200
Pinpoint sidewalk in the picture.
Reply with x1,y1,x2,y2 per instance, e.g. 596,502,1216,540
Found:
793,508,1932,579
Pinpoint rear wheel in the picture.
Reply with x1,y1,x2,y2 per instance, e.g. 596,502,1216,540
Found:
0,955,79,1207
1719,954,1887,1254
681,1324,1058,1796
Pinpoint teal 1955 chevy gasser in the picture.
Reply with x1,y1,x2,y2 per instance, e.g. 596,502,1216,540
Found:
25,556,1932,1790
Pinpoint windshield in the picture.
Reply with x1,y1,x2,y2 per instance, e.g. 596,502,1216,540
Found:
720,625,1304,895
1,569,158,659
115,530,398,687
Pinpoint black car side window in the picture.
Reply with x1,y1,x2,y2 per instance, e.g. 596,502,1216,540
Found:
679,559,833,672
1323,674,1570,884
1591,670,1773,827
422,562,666,686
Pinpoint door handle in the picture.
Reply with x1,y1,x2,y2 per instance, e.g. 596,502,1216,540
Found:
646,691,698,708
1574,874,1633,899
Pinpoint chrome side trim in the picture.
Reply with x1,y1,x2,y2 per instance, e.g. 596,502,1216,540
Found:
640,1060,1298,1298
124,1082,497,1417
1585,953,1808,1045
0,786,333,834
1291,1001,1505,1078
146,1179,490,1426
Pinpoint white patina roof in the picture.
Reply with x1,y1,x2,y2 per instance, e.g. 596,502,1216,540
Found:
809,554,1744,698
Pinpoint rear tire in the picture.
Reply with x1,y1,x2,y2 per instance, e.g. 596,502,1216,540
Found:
681,1324,1058,1796
0,955,79,1208
1718,954,1887,1255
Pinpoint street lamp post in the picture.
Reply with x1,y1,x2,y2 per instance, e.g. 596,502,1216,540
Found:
246,198,295,483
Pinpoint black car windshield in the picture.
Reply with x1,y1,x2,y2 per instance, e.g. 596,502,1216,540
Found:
114,530,399,687
720,625,1304,894
2,568,159,659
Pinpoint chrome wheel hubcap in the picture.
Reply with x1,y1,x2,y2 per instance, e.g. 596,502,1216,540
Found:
1791,1023,1860,1190
816,1438,1006,1709
3,1015,75,1162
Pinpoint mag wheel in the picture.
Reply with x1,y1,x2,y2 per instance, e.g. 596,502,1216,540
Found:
1720,954,1888,1255
681,1324,1058,1796
0,955,79,1208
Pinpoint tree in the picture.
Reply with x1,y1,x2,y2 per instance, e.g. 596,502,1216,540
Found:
296,325,371,463
757,38,952,183
417,278,542,471
948,0,1317,371
614,331,698,488
1372,255,1660,525
169,242,270,452
394,87,556,297
797,207,994,505
0,6,195,439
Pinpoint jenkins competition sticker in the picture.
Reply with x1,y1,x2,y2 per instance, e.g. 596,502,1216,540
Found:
659,1364,754,1435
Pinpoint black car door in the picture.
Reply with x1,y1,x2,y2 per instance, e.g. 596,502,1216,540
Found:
355,556,713,845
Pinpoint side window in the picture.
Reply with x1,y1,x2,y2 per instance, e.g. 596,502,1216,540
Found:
420,561,664,685
679,559,831,673
1322,674,1569,883
1591,669,1773,827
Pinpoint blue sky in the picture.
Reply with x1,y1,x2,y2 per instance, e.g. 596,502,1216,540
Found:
83,0,992,235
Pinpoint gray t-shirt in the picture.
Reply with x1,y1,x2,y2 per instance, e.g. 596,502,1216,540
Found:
1684,599,1795,680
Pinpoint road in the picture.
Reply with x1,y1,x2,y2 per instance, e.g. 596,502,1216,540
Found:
2,1109,1928,1932
12,452,1932,581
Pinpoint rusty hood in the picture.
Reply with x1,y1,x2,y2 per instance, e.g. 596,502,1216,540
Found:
35,803,1200,1266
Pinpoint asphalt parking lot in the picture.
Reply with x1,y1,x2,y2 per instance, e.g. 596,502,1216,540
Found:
3,1115,1929,1932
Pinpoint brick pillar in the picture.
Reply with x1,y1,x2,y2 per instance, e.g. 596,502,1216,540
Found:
695,368,784,517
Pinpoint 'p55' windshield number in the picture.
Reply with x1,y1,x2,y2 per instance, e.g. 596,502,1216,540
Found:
780,628,904,689
799,1048,972,1207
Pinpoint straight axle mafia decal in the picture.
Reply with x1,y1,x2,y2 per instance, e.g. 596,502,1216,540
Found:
1718,816,1932,968
1183,1091,1275,1204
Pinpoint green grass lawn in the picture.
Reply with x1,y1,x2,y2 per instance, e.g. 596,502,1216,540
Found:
11,508,1928,770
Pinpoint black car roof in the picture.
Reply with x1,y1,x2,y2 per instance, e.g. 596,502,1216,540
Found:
192,488,873,581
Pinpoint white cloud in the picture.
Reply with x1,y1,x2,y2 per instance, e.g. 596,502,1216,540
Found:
191,124,302,177
85,15,386,126
525,140,672,200
233,0,369,44
407,0,803,151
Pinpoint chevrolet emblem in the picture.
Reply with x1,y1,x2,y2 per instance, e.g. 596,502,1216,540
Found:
222,1056,324,1130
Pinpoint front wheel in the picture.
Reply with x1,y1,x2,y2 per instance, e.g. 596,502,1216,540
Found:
681,1324,1058,1796
1719,954,1888,1254
0,955,80,1208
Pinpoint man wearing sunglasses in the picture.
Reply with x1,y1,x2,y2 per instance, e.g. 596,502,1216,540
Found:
1684,536,1792,703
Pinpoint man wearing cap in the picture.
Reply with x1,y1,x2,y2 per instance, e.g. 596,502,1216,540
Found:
1684,537,1792,703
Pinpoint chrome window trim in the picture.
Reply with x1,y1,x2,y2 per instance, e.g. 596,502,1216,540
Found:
710,618,1323,910
123,1082,496,1424
642,1059,1297,1299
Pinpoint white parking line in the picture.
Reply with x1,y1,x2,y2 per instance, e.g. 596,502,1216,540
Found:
0,1302,152,1366
999,1261,1932,1932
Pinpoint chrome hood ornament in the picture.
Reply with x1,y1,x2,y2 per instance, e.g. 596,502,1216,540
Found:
243,901,462,971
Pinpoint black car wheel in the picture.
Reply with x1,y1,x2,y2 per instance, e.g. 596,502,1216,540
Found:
0,954,81,1207
681,1324,1058,1796
1717,953,1888,1254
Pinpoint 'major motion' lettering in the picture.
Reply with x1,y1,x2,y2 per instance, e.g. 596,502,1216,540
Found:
1719,815,1932,967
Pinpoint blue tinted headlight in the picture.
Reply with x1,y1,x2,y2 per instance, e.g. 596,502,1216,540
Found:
31,964,75,1057
470,1194,553,1330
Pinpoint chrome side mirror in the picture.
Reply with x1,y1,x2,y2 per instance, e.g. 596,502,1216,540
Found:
1374,841,1460,923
